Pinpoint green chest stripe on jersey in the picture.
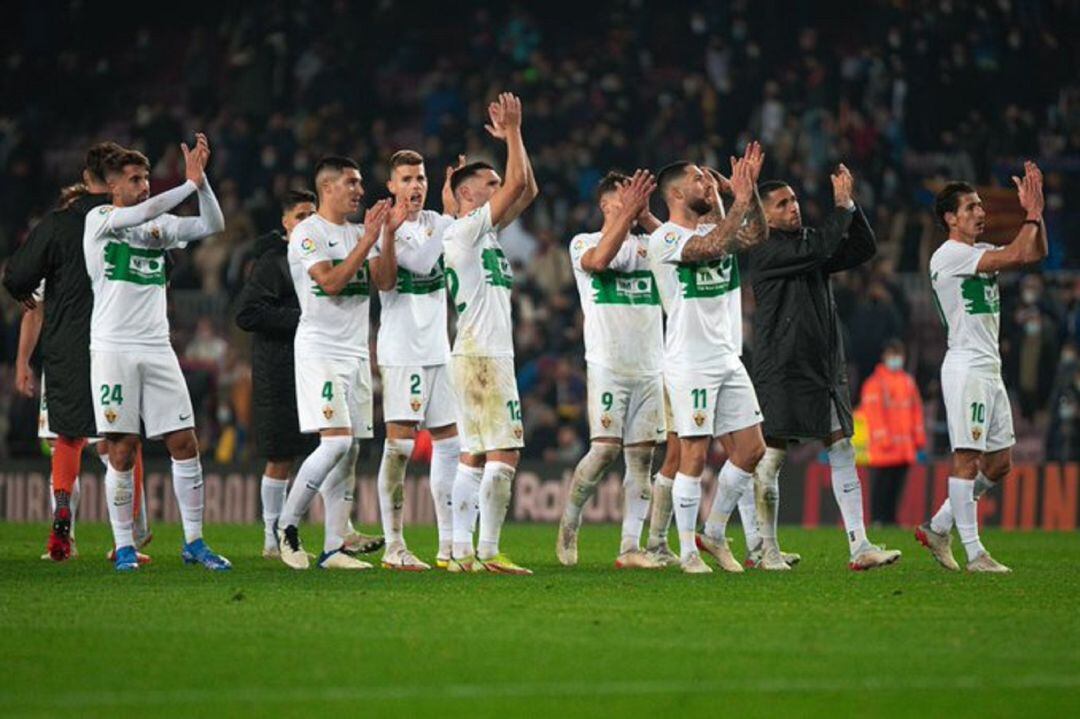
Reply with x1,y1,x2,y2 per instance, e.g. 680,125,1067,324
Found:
961,275,1000,315
103,242,166,286
676,255,739,299
396,257,446,295
591,269,660,306
313,260,369,297
482,248,514,289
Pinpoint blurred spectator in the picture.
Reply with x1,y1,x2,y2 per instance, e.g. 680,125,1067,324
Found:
859,339,925,526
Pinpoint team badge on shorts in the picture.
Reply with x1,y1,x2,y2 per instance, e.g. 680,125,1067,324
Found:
693,410,707,427
600,413,612,429
104,408,118,424
972,427,982,441
322,405,334,420
410,397,422,412
513,424,524,440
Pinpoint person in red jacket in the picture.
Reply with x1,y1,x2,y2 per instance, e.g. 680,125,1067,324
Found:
859,339,926,525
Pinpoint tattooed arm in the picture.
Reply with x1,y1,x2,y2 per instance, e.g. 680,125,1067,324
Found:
679,144,768,262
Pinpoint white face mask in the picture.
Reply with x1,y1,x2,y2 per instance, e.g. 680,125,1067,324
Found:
885,356,904,371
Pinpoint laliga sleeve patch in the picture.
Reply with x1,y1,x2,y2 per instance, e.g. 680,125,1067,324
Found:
301,238,316,254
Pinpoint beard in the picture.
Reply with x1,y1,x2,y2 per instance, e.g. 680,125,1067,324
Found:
688,197,712,215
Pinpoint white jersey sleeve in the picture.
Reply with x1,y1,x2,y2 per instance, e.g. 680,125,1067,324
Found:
930,240,1002,372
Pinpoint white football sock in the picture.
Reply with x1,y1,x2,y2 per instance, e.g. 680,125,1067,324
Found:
754,447,785,546
647,473,674,547
828,439,868,553
477,461,516,560
671,472,702,561
704,461,752,541
70,476,81,539
261,476,289,536
930,472,994,534
279,436,352,528
105,462,135,549
452,463,483,558
949,476,986,561
563,442,620,527
320,439,360,553
134,473,149,540
171,456,204,544
377,438,414,549
620,445,653,553
430,436,460,551
737,488,760,553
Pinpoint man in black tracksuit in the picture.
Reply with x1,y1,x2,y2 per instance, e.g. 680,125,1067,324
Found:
2,143,149,561
747,165,900,571
236,189,382,558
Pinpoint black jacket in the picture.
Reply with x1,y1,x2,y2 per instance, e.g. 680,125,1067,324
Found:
2,193,109,437
235,231,315,459
748,205,876,441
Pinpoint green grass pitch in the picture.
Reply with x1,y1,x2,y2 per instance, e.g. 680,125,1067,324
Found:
1,523,1077,718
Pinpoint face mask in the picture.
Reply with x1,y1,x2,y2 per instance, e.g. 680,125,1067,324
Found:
1025,320,1040,336
885,356,904,371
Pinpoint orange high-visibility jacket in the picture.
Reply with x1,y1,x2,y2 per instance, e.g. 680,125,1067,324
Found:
858,363,926,467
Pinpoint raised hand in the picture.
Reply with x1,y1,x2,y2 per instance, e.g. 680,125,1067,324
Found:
730,151,754,204
498,92,522,132
444,154,467,187
387,197,410,234
704,167,734,196
831,163,854,207
743,141,765,183
182,132,210,187
1013,161,1044,218
362,199,391,244
618,169,656,217
484,101,507,141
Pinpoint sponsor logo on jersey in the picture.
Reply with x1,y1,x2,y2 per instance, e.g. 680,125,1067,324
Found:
301,238,316,254
322,405,334,420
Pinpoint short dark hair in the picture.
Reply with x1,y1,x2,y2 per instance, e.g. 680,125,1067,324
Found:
450,161,496,195
758,180,791,201
282,189,317,214
883,337,905,355
596,171,629,202
101,148,150,177
656,161,692,200
314,156,360,192
85,141,125,183
389,150,424,171
934,181,977,229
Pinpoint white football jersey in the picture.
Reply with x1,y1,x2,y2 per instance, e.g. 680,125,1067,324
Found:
289,213,379,360
84,206,189,351
649,221,742,372
377,210,454,367
443,203,514,357
569,231,663,374
930,239,1002,372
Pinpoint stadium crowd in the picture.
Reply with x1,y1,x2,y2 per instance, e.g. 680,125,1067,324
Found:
1,0,1079,463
